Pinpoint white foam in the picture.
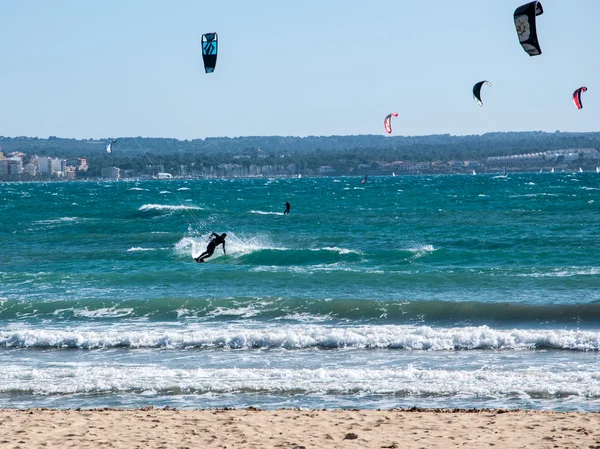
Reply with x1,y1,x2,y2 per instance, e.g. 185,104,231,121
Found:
250,210,284,216
1,363,599,399
139,204,202,211
73,308,135,319
406,244,436,258
513,266,600,278
34,217,78,225
127,247,154,252
2,325,599,351
321,247,361,255
176,233,287,259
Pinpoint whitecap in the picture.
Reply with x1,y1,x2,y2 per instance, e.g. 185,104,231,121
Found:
249,210,284,216
139,204,202,211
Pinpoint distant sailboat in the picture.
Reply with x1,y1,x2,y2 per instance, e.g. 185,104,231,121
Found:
579,167,584,173
472,169,477,175
503,167,507,177
539,167,543,173
551,168,555,173
596,167,599,173
392,172,396,177
361,175,368,184
298,173,302,179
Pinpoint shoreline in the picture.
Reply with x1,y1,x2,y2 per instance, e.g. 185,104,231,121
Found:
1,407,599,448
0,166,594,184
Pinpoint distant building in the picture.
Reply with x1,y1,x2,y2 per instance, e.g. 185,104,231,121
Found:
101,167,120,179
261,165,276,176
389,161,414,171
8,158,23,175
63,166,76,179
486,148,600,168
36,157,65,175
318,166,335,174
77,158,88,172
249,165,261,177
23,163,37,176
37,157,51,174
545,148,600,163
52,158,64,175
66,157,88,172
218,164,242,177
488,153,544,167
0,160,8,176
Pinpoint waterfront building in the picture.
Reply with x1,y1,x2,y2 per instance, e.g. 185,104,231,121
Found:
101,167,120,179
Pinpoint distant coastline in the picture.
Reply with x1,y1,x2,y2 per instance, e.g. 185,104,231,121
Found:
0,165,598,183
1,131,599,181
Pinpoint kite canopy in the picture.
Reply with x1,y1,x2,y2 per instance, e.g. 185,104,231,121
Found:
514,1,543,57
202,32,218,73
106,139,116,154
384,112,398,134
473,81,492,107
573,87,587,110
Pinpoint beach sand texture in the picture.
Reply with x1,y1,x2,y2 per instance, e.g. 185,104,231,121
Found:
1,408,599,449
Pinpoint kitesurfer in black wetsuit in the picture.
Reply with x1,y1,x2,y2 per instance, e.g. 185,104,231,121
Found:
195,233,227,263
284,201,291,215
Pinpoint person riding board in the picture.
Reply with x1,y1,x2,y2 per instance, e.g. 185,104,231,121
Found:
284,201,291,215
195,233,227,263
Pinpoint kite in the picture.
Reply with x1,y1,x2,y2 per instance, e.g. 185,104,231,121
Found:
514,2,544,57
384,112,398,134
573,87,587,110
202,33,218,73
473,81,492,107
106,139,116,154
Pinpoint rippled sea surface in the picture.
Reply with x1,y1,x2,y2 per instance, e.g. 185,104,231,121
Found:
1,173,599,410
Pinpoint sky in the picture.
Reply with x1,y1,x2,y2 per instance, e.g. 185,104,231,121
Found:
0,0,598,139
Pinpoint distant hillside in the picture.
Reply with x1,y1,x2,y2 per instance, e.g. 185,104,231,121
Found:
1,132,599,160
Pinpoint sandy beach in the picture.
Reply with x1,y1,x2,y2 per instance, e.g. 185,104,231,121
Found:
0,408,599,449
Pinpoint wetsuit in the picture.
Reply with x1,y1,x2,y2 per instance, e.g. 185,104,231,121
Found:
195,233,226,262
284,202,291,215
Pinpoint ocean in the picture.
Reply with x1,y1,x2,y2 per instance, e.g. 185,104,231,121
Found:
1,173,599,411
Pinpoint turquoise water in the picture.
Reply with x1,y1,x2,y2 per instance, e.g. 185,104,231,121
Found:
1,173,600,410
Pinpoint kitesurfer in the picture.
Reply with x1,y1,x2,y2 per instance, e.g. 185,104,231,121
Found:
284,201,291,215
195,232,227,263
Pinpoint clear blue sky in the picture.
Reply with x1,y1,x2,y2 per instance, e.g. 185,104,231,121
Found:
0,0,598,139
